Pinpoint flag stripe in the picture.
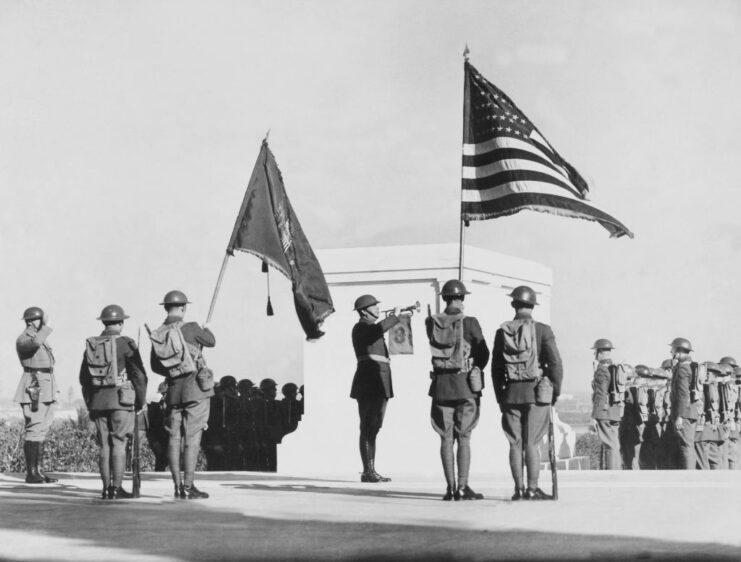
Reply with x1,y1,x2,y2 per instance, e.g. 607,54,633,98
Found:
462,157,576,188
462,192,630,238
461,178,583,203
462,169,582,199
462,135,573,181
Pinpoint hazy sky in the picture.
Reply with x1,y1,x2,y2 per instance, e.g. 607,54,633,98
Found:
2,1,741,401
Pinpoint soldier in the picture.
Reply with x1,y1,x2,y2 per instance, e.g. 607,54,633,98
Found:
203,376,241,470
236,380,258,470
669,337,701,470
694,362,727,470
146,381,170,471
280,382,302,437
730,366,741,469
14,306,59,484
493,286,562,500
259,378,284,472
590,339,623,470
656,358,675,469
79,305,147,499
622,364,650,470
350,294,400,483
425,279,489,501
150,290,215,499
717,357,739,469
640,366,668,470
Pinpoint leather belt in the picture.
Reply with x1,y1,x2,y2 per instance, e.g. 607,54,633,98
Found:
24,368,53,374
357,354,390,364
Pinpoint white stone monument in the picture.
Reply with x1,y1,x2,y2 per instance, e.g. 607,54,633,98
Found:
279,243,553,478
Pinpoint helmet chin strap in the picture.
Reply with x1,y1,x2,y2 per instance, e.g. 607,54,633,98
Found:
362,309,379,321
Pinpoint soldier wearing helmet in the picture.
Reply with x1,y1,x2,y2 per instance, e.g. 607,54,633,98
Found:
79,304,147,499
350,294,400,483
694,362,728,470
590,339,623,470
150,290,215,499
668,337,699,469
492,286,562,500
425,279,489,501
14,306,59,484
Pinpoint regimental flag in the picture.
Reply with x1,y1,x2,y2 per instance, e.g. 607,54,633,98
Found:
227,139,335,340
462,61,633,238
388,315,414,355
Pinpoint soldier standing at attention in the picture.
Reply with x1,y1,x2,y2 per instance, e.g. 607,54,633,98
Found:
79,305,147,499
590,339,623,470
622,364,650,470
425,279,489,501
492,286,562,500
350,294,400,483
150,290,215,499
717,357,739,469
669,337,700,470
656,358,675,469
14,307,59,484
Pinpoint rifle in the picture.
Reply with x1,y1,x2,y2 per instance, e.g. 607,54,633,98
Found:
548,405,558,500
132,410,141,498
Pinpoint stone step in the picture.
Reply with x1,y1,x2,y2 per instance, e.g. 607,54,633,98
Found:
540,455,591,471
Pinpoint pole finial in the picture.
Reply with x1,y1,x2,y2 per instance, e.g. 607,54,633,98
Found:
463,44,470,61
264,129,271,143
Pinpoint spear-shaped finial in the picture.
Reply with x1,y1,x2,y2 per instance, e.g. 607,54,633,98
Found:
463,44,470,61
264,129,271,144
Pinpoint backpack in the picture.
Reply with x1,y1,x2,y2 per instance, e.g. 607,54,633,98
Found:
608,364,630,405
428,313,471,372
148,322,197,378
85,335,124,387
632,383,649,423
719,379,736,424
500,318,541,382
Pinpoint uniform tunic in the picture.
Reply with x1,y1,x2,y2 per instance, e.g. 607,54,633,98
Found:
350,316,399,399
591,359,622,470
671,360,699,469
14,325,59,441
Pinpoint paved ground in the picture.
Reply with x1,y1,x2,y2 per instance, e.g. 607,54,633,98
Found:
1,470,740,561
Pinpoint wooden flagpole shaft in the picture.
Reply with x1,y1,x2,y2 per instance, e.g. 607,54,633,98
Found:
206,253,232,323
458,219,466,281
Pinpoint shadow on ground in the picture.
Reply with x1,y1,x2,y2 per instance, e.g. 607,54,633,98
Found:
0,490,738,561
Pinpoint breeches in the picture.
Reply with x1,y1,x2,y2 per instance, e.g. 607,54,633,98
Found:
357,395,388,437
22,402,55,442
93,410,134,453
673,419,697,470
430,398,480,442
166,399,210,439
596,420,621,470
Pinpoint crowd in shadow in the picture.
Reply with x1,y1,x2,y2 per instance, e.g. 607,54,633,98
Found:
145,377,303,472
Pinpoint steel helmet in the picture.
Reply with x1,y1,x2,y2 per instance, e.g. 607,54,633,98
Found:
634,364,650,377
353,294,380,311
440,279,470,298
669,337,693,352
219,375,237,389
660,359,674,370
160,290,191,306
97,304,130,322
591,339,614,351
509,286,538,306
718,363,734,376
22,307,44,321
719,356,738,368
704,361,721,374
260,378,277,391
734,366,741,378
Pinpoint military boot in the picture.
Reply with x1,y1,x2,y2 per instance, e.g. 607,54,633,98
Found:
523,487,552,500
181,484,209,499
511,487,525,501
442,486,455,501
37,442,58,483
367,459,390,483
24,442,44,484
111,486,134,499
458,485,484,500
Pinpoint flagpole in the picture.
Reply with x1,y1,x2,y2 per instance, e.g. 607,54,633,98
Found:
206,252,231,323
459,45,470,281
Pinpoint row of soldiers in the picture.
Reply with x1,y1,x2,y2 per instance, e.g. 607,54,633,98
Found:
591,338,741,470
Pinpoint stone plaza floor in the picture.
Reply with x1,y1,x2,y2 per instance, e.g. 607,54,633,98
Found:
0,469,739,561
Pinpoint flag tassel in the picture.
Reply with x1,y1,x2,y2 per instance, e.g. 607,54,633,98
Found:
263,260,274,316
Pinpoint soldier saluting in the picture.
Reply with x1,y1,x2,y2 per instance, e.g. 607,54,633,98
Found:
14,306,59,484
150,290,215,499
350,294,400,483
79,305,147,499
492,286,562,500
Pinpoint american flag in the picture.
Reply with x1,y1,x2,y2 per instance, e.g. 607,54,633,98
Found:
462,61,633,238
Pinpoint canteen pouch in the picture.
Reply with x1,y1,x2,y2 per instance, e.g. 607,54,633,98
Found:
500,318,541,382
535,376,553,404
467,367,483,393
196,367,214,392
117,382,136,407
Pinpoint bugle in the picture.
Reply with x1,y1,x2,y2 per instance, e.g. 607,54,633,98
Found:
382,301,421,316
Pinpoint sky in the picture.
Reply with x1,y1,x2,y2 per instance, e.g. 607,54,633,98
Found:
2,0,741,402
